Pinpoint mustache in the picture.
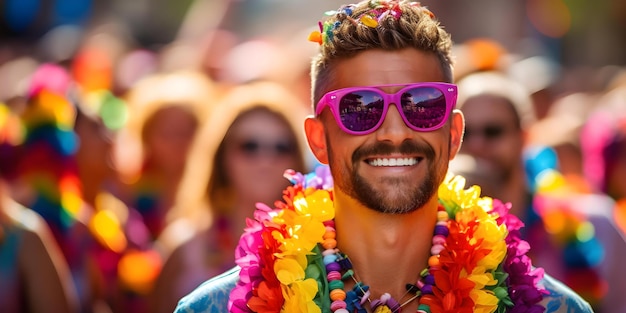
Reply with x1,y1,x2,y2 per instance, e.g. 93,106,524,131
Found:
352,140,435,163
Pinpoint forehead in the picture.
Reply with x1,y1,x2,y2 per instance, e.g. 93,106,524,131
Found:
228,109,292,138
461,94,519,125
329,48,445,91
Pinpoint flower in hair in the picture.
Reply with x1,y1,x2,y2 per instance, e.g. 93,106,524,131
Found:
307,0,435,45
308,5,355,45
359,0,403,28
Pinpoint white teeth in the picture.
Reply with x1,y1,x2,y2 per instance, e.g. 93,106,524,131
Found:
368,157,418,167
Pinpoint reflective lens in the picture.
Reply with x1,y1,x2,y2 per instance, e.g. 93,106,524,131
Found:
398,87,447,129
338,90,384,132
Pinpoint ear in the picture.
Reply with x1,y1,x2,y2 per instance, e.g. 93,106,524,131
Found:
304,116,329,164
448,110,465,160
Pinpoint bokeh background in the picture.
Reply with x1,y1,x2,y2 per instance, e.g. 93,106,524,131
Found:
2,0,626,74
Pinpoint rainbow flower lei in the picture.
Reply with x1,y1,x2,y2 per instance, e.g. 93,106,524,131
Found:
228,166,546,313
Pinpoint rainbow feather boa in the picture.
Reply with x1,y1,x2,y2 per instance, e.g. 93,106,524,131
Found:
229,166,546,313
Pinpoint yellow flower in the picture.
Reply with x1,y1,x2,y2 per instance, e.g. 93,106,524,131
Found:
439,173,484,216
276,258,320,313
470,287,499,313
293,189,335,221
276,258,305,285
474,217,507,270
270,189,336,312
275,190,333,259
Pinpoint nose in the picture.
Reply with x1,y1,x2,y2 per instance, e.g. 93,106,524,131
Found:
375,103,413,144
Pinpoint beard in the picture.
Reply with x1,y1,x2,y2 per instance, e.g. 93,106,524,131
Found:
329,139,448,214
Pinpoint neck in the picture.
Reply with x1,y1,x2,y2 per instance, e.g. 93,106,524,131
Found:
231,197,259,236
500,165,529,218
333,190,438,300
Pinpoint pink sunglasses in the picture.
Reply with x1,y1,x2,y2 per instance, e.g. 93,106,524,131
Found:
316,82,457,135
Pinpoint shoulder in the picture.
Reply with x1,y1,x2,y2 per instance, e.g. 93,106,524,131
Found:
4,201,53,252
540,273,594,313
155,217,200,258
174,266,240,313
4,200,46,234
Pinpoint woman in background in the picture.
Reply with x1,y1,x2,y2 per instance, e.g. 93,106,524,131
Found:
118,70,216,240
112,70,217,312
149,81,311,313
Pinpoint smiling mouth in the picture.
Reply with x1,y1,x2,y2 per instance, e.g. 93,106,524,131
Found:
366,157,422,167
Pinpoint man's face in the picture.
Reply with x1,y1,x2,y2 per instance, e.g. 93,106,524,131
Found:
460,94,524,183
310,48,462,214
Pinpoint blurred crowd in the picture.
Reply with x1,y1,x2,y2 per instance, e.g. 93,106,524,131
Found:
1,0,626,313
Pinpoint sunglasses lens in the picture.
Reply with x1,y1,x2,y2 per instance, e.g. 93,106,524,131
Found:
240,141,260,154
275,142,295,155
338,90,384,133
484,125,505,139
239,140,295,157
464,124,506,141
400,87,447,129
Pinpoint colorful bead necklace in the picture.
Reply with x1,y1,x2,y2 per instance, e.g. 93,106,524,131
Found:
322,205,450,313
228,166,546,313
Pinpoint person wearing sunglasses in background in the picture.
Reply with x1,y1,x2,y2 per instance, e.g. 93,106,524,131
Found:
174,1,592,312
149,81,311,313
454,71,537,222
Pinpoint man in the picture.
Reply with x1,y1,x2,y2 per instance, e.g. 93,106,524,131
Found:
174,1,592,312
454,71,535,220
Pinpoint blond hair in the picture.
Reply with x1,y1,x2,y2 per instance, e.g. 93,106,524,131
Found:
169,81,310,229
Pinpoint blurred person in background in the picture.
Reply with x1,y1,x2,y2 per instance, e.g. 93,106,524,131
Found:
455,69,626,311
0,102,79,313
74,91,128,210
107,70,217,312
117,70,216,240
149,81,310,313
577,84,626,312
526,92,599,192
455,70,536,220
9,63,111,313
507,74,626,312
72,90,141,313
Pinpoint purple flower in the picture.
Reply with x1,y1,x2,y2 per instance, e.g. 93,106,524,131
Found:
492,199,525,232
492,198,546,311
284,166,334,190
508,303,545,313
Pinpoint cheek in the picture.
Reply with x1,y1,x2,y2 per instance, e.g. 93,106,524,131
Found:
435,134,453,174
225,155,293,199
500,137,523,161
325,130,358,170
223,151,248,175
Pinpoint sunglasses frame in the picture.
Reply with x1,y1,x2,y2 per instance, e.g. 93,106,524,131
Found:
463,123,511,141
315,82,458,135
236,139,296,158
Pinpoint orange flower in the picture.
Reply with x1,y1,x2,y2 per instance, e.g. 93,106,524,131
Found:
248,281,283,313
